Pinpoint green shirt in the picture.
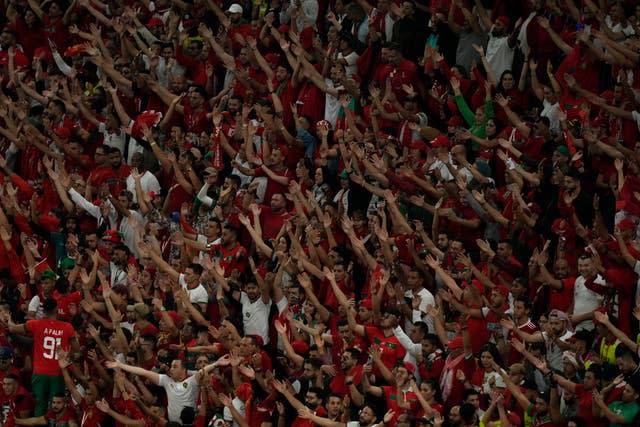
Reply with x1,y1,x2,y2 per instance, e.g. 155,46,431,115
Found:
609,400,639,427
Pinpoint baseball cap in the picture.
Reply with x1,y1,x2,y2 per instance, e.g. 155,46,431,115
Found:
617,218,636,230
102,230,122,244
203,167,218,176
430,135,450,149
41,270,57,281
447,335,463,350
227,4,243,14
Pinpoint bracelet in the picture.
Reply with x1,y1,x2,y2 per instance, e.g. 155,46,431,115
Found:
150,141,157,147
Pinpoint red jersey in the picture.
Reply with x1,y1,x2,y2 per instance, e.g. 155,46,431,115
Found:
26,318,76,376
76,401,106,427
44,406,78,427
365,326,407,376
210,242,247,277
53,291,83,321
381,386,419,427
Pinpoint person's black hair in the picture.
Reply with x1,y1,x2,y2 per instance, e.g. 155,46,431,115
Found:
43,297,58,314
304,358,323,369
181,150,195,164
344,348,361,360
567,416,586,427
54,276,70,294
227,174,241,188
414,321,429,336
615,346,638,362
539,116,551,128
114,243,130,256
421,377,443,402
514,295,532,310
190,85,208,99
51,99,66,114
424,333,441,348
586,364,602,379
121,327,132,344
307,387,325,403
479,342,504,367
109,146,122,156
188,263,203,276
460,403,477,423
180,407,196,425
462,388,479,401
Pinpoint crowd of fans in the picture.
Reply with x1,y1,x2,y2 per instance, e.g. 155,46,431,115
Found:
2,0,640,426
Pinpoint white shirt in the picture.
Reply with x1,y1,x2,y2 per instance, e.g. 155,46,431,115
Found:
404,288,435,333
541,99,561,134
240,292,272,344
158,374,199,422
27,295,45,319
126,171,161,203
223,396,246,427
485,26,514,80
573,274,606,331
324,79,344,127
179,274,209,305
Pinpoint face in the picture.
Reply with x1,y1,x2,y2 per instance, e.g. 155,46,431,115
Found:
245,282,260,301
327,396,341,416
480,351,494,369
169,360,186,380
2,378,17,396
270,194,286,211
497,242,511,258
534,397,548,414
109,151,122,167
549,318,564,335
501,72,515,89
303,363,317,379
577,257,593,278
449,406,461,425
305,392,321,408
359,406,376,424
275,66,289,82
51,396,66,413
270,148,285,165
340,352,355,370
466,392,480,408
622,384,638,402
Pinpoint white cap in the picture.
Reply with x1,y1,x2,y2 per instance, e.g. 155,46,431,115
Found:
227,4,243,14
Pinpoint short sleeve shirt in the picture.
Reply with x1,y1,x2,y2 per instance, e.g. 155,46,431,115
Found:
158,374,200,422
26,318,76,376
179,274,209,305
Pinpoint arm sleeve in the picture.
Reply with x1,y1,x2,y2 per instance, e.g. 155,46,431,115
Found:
196,183,214,207
68,188,102,219
51,50,75,77
454,94,476,126
392,326,422,356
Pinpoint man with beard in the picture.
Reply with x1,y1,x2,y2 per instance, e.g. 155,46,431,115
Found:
535,251,575,314
329,348,364,401
14,394,78,427
475,1,517,79
297,402,381,427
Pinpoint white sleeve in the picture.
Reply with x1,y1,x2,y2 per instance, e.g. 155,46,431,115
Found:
51,50,75,77
68,188,102,219
158,374,169,387
196,182,214,207
28,296,40,313
392,326,422,356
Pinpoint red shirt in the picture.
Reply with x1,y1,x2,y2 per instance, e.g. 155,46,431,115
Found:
0,386,34,425
253,166,292,205
548,277,575,313
574,384,607,427
76,401,106,427
44,406,78,427
26,318,76,376
259,206,292,242
365,326,407,376
381,386,419,427
53,291,83,321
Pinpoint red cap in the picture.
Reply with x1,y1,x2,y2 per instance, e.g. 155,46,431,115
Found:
617,218,636,230
264,53,280,67
409,139,429,151
278,24,291,33
39,214,61,232
350,74,362,84
147,17,164,28
54,126,71,139
448,115,464,127
360,299,373,309
497,16,511,27
291,340,310,355
430,135,451,149
249,334,264,347
402,362,416,376
274,144,289,158
102,229,122,244
447,335,463,350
